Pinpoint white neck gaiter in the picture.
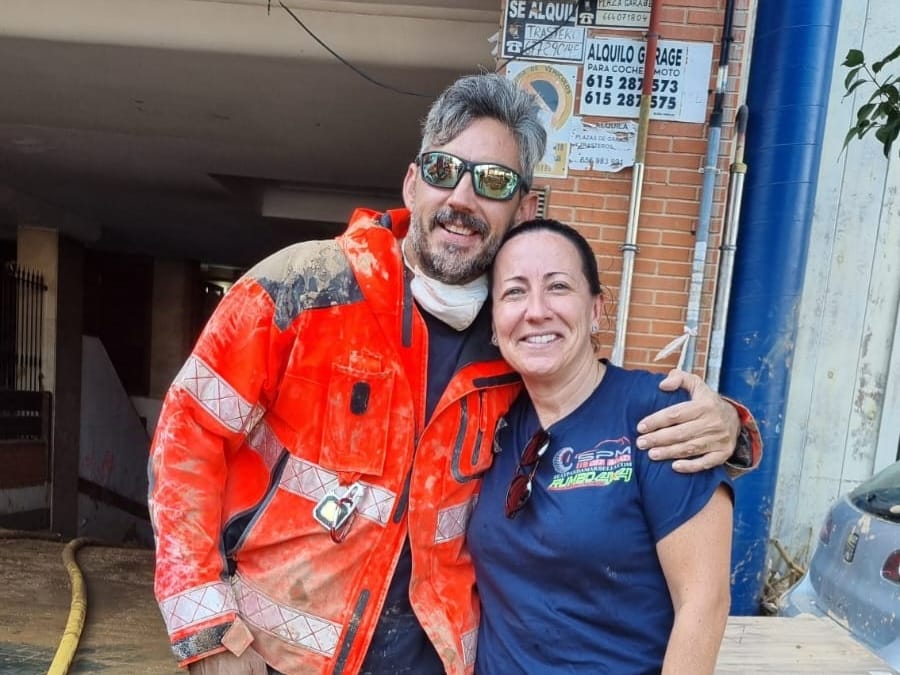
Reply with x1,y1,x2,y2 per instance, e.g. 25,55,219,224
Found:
402,239,489,331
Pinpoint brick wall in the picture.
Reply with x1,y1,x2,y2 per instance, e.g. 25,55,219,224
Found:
502,0,753,375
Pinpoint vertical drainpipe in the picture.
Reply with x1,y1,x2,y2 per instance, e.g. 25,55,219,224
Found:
681,0,737,372
721,0,842,614
610,1,662,366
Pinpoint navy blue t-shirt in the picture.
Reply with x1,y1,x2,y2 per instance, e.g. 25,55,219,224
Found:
468,362,731,675
359,306,469,674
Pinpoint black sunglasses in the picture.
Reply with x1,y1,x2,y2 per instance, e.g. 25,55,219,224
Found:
505,428,550,519
416,151,529,201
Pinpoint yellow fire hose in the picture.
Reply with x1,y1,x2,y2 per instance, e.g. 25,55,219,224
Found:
0,530,94,675
47,537,94,675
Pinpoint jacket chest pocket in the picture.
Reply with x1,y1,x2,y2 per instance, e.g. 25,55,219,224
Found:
450,392,500,482
320,356,395,477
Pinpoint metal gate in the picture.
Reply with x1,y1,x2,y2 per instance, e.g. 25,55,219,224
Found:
0,263,47,391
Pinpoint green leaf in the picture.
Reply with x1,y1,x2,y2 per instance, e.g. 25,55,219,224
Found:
863,90,892,112
844,65,863,89
844,79,869,97
877,101,895,118
873,44,900,73
843,49,865,67
856,102,876,120
886,132,899,158
843,125,861,149
841,44,900,158
874,117,899,157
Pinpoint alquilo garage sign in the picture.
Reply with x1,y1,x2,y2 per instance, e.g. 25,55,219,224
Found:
579,37,713,123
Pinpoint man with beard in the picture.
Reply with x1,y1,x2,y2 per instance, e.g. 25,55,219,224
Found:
149,73,761,675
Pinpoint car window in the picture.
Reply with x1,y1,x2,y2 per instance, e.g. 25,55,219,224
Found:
849,460,900,522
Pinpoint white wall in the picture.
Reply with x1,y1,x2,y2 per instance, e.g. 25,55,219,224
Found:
0,485,47,523
771,0,900,564
79,336,153,544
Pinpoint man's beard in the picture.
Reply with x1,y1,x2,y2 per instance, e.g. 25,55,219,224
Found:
407,207,506,285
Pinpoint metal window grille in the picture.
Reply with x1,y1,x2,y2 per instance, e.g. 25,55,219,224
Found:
0,263,47,391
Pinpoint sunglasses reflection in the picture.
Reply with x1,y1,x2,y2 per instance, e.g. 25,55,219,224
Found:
417,151,525,201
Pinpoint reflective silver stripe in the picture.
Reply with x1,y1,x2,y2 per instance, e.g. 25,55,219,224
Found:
174,355,282,469
159,581,238,634
233,573,341,657
279,455,338,501
279,456,396,526
462,627,478,667
174,355,263,434
246,419,283,471
434,497,475,543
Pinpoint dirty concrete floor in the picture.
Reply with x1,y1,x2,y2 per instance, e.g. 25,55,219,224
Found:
0,537,178,674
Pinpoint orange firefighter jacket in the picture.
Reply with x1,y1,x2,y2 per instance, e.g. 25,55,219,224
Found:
149,208,522,674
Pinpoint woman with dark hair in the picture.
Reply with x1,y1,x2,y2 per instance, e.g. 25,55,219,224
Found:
469,218,733,675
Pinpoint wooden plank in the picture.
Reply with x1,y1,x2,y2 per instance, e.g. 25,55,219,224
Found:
717,616,897,674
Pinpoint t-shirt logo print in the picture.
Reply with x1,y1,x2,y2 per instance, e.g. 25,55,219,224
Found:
548,436,633,490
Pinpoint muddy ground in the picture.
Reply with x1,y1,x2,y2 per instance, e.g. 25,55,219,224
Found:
0,537,178,674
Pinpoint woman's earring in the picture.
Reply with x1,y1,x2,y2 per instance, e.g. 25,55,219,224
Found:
591,323,600,334
491,333,498,346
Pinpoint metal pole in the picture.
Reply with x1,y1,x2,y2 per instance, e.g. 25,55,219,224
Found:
610,0,662,366
681,0,737,372
30,269,38,390
16,266,24,389
706,104,748,391
0,265,10,388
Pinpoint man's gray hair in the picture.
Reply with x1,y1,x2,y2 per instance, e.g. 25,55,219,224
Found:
419,72,547,187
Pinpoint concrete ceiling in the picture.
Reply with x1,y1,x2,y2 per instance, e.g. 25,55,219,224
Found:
0,0,502,268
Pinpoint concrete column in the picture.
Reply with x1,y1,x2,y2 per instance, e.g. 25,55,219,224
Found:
149,258,197,399
16,226,83,537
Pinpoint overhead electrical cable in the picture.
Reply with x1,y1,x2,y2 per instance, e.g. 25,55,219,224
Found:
274,1,430,97
270,1,579,96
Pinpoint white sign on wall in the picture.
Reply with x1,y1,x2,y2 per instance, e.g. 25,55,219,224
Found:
508,62,579,178
568,120,637,173
579,37,713,123
576,0,651,30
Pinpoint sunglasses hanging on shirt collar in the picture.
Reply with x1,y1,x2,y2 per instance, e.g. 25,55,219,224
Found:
505,428,550,518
